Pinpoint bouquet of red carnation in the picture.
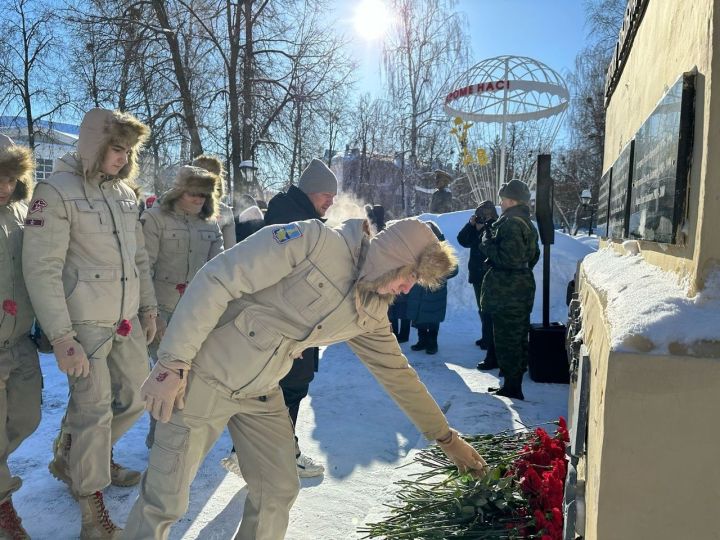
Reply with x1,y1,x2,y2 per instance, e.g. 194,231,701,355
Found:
359,418,569,540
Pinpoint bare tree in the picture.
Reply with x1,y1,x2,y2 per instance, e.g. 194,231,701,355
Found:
0,0,70,148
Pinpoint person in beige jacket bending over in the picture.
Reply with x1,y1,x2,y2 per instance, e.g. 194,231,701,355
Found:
141,165,223,446
22,108,158,538
124,217,488,540
191,154,236,249
0,135,42,538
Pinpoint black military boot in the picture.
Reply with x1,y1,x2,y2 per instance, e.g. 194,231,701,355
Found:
493,378,524,400
410,329,428,351
476,352,498,370
425,328,439,355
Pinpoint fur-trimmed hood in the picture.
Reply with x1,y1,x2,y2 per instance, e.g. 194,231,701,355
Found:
0,134,34,203
77,108,149,183
160,165,222,220
357,218,457,297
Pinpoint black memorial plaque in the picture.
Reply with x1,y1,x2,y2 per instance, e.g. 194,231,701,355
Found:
596,168,612,238
608,140,633,239
629,73,695,243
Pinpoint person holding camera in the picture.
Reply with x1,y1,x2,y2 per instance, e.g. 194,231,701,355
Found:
457,201,498,368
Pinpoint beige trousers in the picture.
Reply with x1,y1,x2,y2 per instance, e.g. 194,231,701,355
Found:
0,336,41,503
123,374,299,540
57,316,149,496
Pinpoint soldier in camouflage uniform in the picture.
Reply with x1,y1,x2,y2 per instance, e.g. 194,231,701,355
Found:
479,180,539,400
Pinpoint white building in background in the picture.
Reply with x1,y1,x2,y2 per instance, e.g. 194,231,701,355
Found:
0,117,79,182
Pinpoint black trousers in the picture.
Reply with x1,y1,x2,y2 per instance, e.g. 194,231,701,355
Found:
280,347,318,426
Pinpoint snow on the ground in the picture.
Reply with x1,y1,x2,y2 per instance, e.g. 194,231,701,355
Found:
13,209,590,539
583,244,720,353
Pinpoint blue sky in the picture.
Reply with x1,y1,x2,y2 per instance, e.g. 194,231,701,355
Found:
333,0,588,96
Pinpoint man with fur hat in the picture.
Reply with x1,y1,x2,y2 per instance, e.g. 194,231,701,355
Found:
22,108,158,537
479,180,539,400
0,135,42,537
260,157,338,478
429,169,453,213
124,217,487,539
191,154,236,248
141,165,224,446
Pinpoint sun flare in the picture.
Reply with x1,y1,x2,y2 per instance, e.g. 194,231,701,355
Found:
353,0,392,41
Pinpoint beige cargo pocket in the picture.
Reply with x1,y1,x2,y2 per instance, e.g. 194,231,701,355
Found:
149,422,189,492
66,267,119,322
74,200,111,234
162,229,189,253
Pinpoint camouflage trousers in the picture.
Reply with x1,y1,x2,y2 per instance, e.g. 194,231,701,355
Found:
124,374,299,540
491,309,531,383
0,336,41,503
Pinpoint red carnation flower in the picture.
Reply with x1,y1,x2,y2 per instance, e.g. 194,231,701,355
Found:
117,319,132,336
2,300,17,316
176,283,187,295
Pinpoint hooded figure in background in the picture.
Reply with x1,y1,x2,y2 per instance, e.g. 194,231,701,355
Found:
406,221,458,355
0,135,42,537
259,157,338,478
22,108,158,537
429,169,453,214
457,201,499,367
479,180,540,400
192,154,236,248
125,217,487,539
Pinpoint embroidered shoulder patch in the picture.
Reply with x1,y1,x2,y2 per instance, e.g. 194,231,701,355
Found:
24,218,44,227
272,223,303,244
29,199,47,214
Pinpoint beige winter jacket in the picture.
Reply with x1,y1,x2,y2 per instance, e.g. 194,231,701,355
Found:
159,219,450,440
22,152,157,342
141,205,223,313
0,202,34,346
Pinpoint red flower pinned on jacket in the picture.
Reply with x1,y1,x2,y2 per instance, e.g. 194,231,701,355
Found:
117,319,132,336
176,283,187,295
2,300,17,317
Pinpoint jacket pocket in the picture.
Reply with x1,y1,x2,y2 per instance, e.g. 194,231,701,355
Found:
282,266,336,316
162,229,189,253
73,200,110,234
65,267,120,323
118,199,139,232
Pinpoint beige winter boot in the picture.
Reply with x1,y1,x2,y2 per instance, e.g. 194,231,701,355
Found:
0,499,30,539
110,454,141,487
79,491,122,539
48,431,73,491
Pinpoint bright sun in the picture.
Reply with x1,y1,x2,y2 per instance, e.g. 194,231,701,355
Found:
353,0,392,41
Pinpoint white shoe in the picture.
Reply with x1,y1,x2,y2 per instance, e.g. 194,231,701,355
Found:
296,453,325,478
220,452,243,477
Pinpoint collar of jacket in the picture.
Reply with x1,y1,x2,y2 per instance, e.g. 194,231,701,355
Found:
267,185,326,223
498,203,531,223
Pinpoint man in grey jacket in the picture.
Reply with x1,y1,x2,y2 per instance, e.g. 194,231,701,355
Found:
124,217,487,539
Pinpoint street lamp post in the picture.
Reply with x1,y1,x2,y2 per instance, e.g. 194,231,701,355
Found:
239,159,258,201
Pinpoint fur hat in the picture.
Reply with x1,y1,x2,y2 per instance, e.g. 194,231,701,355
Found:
498,179,531,203
359,218,457,294
77,108,149,182
298,158,338,195
192,154,226,196
435,169,452,189
0,134,34,203
160,165,222,220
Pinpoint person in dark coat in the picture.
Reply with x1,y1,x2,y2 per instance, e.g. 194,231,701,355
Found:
479,180,540,400
263,158,337,477
407,221,458,354
235,204,265,242
429,170,453,213
457,201,499,369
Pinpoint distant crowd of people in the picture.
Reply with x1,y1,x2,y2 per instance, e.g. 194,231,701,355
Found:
0,107,493,539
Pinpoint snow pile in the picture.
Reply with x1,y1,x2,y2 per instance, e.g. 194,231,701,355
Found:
582,246,720,354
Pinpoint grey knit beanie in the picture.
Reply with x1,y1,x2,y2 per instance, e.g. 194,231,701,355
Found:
498,179,531,203
298,158,338,195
